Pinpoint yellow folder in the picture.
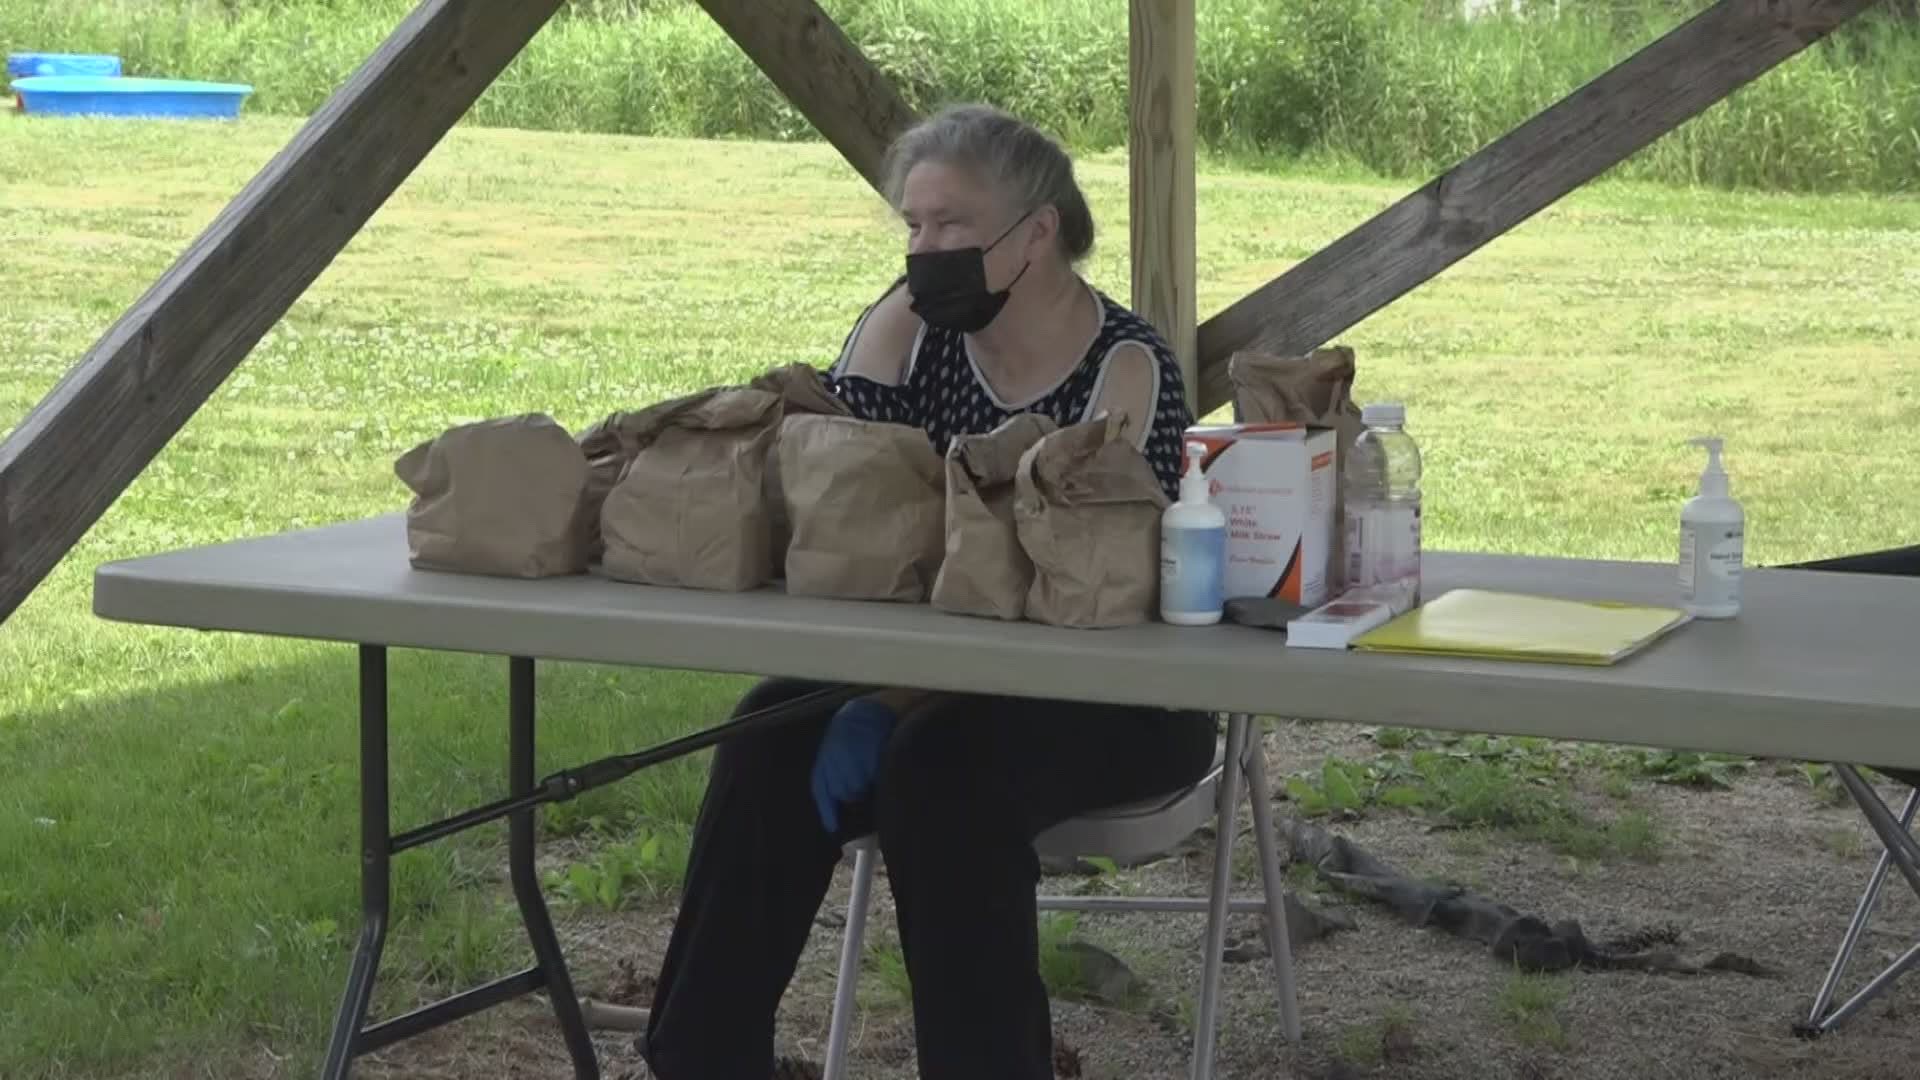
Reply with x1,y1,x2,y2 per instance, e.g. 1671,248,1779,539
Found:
1351,589,1691,666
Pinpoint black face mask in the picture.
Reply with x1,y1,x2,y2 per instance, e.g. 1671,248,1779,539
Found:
905,212,1033,333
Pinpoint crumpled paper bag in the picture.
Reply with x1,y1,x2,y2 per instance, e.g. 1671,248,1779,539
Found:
778,414,945,602
1014,414,1170,628
394,413,596,578
748,362,854,576
1228,345,1365,588
599,387,784,591
575,388,724,561
930,412,1059,620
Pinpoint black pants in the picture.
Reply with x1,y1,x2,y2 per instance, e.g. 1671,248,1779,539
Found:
642,679,1219,1080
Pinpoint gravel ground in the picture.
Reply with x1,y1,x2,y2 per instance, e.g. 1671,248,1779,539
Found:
351,720,1918,1080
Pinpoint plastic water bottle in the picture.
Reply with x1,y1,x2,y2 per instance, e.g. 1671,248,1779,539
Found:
1343,402,1422,611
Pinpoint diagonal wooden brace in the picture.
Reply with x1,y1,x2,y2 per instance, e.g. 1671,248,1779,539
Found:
1192,0,1885,414
694,0,920,195
0,0,568,625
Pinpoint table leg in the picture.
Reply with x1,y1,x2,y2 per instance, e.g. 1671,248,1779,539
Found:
509,656,599,1079
320,645,392,1080
313,653,850,1073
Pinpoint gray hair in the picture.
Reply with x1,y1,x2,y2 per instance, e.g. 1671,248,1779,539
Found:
880,104,1096,261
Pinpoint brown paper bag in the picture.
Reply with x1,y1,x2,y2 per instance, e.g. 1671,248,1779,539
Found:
394,413,595,578
1014,414,1171,628
748,363,854,575
599,387,784,591
750,361,850,417
779,414,945,602
1228,345,1365,588
575,388,725,561
930,413,1059,620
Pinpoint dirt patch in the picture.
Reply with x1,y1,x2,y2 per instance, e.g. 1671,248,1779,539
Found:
346,720,1917,1080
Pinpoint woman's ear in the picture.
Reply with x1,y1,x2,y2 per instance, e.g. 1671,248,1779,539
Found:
1025,204,1060,259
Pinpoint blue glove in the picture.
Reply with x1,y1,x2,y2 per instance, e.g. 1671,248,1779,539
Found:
810,697,899,834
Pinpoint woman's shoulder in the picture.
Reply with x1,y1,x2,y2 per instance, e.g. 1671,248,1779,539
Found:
832,276,923,386
1083,287,1188,395
1087,288,1179,361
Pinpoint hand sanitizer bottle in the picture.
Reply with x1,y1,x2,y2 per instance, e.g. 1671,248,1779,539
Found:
1679,436,1743,618
1161,439,1227,626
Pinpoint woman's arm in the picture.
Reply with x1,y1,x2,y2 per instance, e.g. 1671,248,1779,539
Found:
833,278,921,386
1086,342,1162,451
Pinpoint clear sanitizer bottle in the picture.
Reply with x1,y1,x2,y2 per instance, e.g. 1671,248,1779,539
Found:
1679,436,1743,618
1160,440,1227,626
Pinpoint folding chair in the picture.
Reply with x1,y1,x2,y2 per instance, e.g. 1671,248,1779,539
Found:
1787,545,1920,1036
1800,765,1920,1036
821,713,1302,1080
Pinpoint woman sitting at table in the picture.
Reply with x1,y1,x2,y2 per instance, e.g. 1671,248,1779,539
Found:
641,103,1218,1080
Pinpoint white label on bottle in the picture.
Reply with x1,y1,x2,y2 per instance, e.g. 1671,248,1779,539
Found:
1708,529,1743,581
1345,504,1420,590
1161,524,1225,615
1681,524,1742,602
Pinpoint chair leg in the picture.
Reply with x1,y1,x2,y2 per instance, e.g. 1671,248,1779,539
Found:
1835,767,1920,896
823,838,878,1080
1191,713,1249,1080
1811,941,1920,1035
1241,725,1303,1043
1804,785,1920,1035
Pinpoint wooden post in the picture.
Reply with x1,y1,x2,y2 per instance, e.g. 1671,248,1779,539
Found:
0,0,567,624
694,0,920,196
1190,0,1884,414
1128,0,1198,406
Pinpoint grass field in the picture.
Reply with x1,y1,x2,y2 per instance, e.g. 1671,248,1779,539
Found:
4,0,1919,192
1,112,1917,1076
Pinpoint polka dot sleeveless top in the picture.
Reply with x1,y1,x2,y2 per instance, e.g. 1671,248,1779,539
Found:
827,280,1194,500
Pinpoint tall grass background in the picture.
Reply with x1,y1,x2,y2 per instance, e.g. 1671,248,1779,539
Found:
3,0,1918,191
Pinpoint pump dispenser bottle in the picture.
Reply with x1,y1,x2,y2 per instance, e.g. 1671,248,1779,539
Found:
1679,436,1743,618
1160,440,1227,626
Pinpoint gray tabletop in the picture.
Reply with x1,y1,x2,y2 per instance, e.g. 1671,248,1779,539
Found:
93,513,1920,768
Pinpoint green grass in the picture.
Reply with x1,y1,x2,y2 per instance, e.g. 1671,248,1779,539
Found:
1035,912,1097,1002
863,913,1095,1007
1495,971,1573,1049
860,938,915,1009
1336,1002,1417,1067
3,0,1919,191
1289,738,1672,862
1,109,1918,1076
1823,827,1867,860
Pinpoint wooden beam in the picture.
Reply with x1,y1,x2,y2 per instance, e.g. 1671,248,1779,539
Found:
1129,0,1198,405
0,0,566,624
694,0,920,196
1192,0,1883,414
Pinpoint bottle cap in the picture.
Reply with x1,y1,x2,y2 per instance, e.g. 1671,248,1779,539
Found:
1361,402,1405,427
1180,440,1210,505
1687,436,1729,498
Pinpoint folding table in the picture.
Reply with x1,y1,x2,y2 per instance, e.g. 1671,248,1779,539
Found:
91,513,1920,1078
